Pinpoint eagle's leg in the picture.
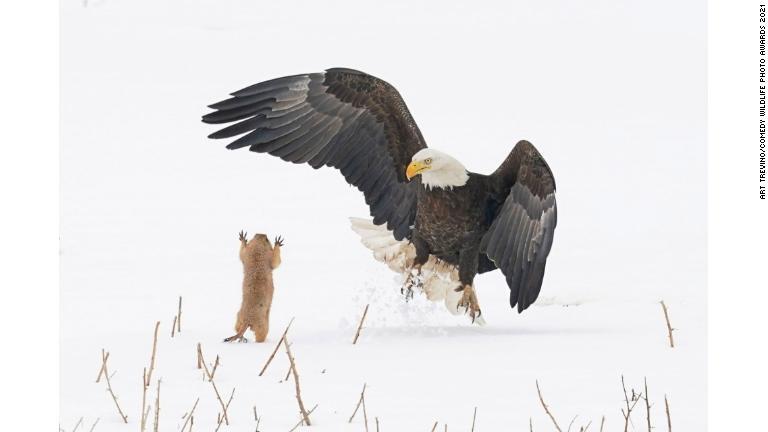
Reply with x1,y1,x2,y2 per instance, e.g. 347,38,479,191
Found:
456,247,482,322
457,284,482,322
402,265,423,301
402,234,430,301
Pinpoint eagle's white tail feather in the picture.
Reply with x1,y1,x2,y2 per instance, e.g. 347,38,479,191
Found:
350,217,463,315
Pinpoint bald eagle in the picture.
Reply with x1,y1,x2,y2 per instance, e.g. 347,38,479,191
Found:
203,68,557,322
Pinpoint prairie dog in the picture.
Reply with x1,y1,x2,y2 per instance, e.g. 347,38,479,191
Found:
224,231,283,343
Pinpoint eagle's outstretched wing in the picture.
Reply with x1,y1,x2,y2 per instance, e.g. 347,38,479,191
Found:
203,68,427,240
481,140,558,312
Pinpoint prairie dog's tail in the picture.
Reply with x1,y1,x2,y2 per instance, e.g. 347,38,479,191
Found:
349,217,463,315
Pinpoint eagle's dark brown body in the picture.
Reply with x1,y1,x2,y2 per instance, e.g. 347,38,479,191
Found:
413,174,502,283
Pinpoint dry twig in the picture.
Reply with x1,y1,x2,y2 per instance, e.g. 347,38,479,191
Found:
145,321,160,387
88,418,100,432
95,349,109,383
643,378,652,432
660,300,675,348
348,383,367,423
567,416,577,432
621,376,643,432
196,342,202,370
179,398,199,432
71,417,83,432
431,421,438,432
664,394,672,432
599,416,605,432
283,362,293,383
214,388,236,432
287,404,318,432
536,380,563,432
153,379,161,432
209,355,220,382
98,350,128,423
258,317,294,376
141,369,149,432
253,406,261,431
198,343,230,425
177,296,182,333
284,336,312,426
362,388,370,431
171,315,177,338
471,407,477,432
352,304,370,344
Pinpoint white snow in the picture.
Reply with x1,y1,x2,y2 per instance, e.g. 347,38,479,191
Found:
60,0,706,430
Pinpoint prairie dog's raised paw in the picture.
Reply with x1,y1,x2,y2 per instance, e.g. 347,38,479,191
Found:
238,230,248,242
274,235,285,247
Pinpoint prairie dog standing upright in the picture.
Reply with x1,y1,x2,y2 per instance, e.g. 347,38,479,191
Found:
224,231,283,343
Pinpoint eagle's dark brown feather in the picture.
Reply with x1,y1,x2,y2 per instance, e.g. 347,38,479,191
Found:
203,68,427,240
481,140,558,312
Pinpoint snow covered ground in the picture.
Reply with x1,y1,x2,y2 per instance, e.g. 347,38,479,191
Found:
60,1,706,430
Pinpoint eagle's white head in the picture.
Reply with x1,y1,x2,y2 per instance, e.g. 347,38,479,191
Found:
406,149,469,190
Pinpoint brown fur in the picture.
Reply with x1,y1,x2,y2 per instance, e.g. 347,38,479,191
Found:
224,232,282,343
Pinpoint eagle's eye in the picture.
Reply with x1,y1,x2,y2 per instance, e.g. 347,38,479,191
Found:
424,158,432,165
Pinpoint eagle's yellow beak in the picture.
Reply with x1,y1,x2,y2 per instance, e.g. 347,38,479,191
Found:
406,160,430,181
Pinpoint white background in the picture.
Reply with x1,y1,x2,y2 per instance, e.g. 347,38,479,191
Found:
1,0,764,430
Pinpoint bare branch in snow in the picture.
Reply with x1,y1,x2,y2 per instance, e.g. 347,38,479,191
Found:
179,398,199,432
288,404,318,432
214,388,236,432
536,380,563,432
284,336,312,426
98,351,128,423
621,375,642,432
177,296,182,333
209,355,220,382
643,377,652,432
196,343,202,370
352,304,370,344
198,343,230,425
152,379,161,432
141,369,148,431
660,301,675,348
567,415,577,432
258,317,294,376
348,383,368,425
145,321,160,387
95,349,109,383
71,416,83,432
